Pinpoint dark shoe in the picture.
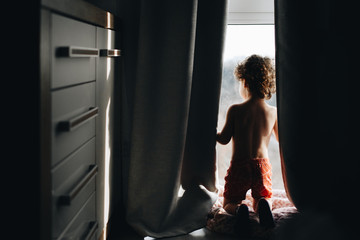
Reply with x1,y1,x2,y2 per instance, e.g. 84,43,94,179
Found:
258,198,275,228
234,204,251,237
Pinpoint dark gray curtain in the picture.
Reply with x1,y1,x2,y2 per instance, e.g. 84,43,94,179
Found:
275,0,353,214
122,0,228,237
181,0,226,193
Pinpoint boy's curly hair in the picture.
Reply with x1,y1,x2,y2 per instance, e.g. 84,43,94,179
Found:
234,54,276,100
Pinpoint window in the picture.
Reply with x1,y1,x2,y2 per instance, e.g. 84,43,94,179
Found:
217,25,284,190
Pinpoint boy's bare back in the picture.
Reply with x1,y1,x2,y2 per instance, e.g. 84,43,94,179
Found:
217,54,277,162
217,98,278,161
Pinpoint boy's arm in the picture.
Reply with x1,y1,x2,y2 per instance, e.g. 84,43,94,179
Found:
273,117,279,142
216,106,234,145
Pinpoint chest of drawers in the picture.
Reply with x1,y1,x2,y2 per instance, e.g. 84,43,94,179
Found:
41,8,121,239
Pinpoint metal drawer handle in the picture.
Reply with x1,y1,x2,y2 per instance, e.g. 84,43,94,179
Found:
59,165,98,206
57,46,99,57
85,221,98,240
58,107,98,132
100,49,121,57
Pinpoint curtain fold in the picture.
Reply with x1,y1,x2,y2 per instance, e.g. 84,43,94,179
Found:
275,0,353,213
181,0,228,193
124,0,228,237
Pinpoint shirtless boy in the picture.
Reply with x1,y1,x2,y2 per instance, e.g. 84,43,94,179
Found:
217,54,277,229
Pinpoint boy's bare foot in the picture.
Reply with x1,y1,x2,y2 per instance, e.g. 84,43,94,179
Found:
258,198,275,228
234,204,251,237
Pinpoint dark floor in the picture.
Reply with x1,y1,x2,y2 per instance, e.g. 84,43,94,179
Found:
108,208,356,240
107,213,240,240
108,226,240,240
106,205,296,240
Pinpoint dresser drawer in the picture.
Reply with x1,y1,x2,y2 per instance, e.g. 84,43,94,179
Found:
51,13,97,89
52,82,96,166
52,138,96,198
52,138,96,238
53,193,97,240
52,173,96,238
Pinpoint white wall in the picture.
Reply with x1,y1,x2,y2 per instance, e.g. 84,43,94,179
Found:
227,0,274,24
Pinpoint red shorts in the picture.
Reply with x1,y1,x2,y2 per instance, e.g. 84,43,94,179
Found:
223,158,272,202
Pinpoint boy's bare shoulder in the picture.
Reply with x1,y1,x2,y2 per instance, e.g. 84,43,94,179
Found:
227,103,248,119
266,104,276,111
269,104,277,113
265,104,277,118
229,103,246,112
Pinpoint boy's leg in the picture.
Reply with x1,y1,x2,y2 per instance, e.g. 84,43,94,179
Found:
234,204,251,237
257,198,275,228
223,198,241,215
251,158,273,213
253,197,272,213
223,198,251,237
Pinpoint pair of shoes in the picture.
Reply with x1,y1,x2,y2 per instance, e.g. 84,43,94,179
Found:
234,204,251,237
258,198,275,228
